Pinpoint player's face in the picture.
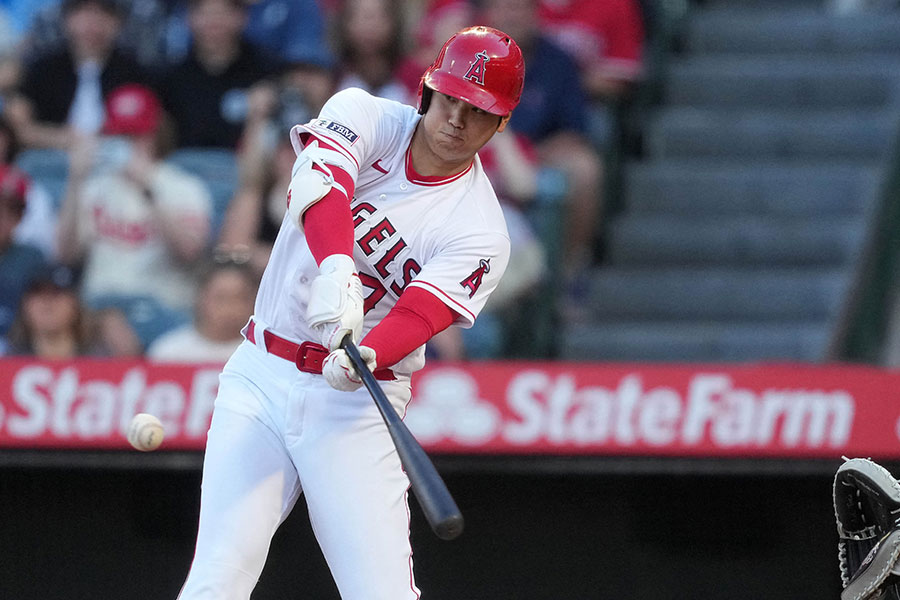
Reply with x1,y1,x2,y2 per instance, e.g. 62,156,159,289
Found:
419,92,507,173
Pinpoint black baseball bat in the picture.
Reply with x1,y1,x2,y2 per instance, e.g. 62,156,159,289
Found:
340,336,464,540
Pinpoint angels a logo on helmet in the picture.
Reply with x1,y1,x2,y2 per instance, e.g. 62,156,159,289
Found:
460,258,491,298
463,51,490,86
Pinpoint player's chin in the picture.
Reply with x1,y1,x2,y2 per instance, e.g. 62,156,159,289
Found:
431,147,462,164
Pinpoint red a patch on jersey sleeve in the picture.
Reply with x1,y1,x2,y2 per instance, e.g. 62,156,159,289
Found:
460,258,491,298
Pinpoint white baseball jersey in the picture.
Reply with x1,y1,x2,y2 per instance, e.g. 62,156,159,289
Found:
253,87,511,375
178,87,512,600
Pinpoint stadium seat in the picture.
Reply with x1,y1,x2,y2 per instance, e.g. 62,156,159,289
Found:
166,148,239,237
15,148,69,210
87,294,189,350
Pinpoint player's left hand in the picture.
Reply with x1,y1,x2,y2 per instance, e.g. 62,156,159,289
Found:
322,346,376,392
307,254,364,350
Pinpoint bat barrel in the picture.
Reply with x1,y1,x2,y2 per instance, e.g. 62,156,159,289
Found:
341,337,465,540
390,422,464,540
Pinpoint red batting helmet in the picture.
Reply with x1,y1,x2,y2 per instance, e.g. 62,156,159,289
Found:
417,26,525,117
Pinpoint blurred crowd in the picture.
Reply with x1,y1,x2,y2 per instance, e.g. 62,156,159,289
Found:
0,0,646,362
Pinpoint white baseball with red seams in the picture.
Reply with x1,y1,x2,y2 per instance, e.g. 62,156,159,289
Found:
176,87,510,600
126,412,164,451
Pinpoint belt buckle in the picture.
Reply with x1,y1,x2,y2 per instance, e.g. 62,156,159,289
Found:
296,341,329,374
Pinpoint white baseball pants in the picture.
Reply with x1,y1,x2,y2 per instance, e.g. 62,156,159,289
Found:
177,340,420,600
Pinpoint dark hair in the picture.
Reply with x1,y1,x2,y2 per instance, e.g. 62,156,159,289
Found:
186,0,247,11
62,0,124,17
335,0,406,76
200,256,260,290
5,272,90,357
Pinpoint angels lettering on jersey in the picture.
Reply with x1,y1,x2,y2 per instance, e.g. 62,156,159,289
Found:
350,199,421,314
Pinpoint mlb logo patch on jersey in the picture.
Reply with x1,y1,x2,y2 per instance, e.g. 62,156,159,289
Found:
310,118,359,145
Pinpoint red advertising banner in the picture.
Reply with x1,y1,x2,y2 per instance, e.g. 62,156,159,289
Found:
1,358,899,458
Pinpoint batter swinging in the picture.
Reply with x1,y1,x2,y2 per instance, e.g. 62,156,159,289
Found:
177,26,525,599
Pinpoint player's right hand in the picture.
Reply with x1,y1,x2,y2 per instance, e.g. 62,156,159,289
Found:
306,254,364,350
322,346,377,392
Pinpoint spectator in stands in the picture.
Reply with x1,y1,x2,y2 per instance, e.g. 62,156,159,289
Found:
23,0,169,72
164,0,335,70
273,58,335,127
56,84,212,347
0,164,46,344
482,0,603,293
158,0,278,149
221,60,335,274
217,126,294,275
5,264,100,357
396,0,472,98
0,116,57,258
4,262,141,357
234,34,336,183
478,132,545,312
243,0,333,67
332,0,411,104
538,0,644,102
427,116,547,359
146,259,256,362
5,0,150,149
538,0,645,146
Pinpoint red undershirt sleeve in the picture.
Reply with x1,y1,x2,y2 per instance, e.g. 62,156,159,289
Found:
300,161,357,265
362,287,458,367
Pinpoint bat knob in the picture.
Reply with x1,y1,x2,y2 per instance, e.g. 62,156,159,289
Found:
435,514,465,540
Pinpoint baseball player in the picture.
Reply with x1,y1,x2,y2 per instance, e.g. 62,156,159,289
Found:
177,26,525,600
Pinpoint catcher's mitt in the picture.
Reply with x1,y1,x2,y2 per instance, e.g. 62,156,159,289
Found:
834,458,900,600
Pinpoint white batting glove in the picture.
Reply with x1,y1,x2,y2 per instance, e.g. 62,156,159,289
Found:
306,254,364,350
322,346,377,392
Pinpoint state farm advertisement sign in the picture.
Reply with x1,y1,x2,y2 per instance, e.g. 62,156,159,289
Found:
406,364,895,458
1,358,899,458
0,360,219,450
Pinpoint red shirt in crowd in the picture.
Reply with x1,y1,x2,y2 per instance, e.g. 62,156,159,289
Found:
538,0,644,81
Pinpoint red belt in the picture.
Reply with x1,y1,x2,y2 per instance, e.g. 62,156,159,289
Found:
245,320,395,381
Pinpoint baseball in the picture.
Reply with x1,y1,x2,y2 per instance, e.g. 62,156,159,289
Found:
127,413,165,452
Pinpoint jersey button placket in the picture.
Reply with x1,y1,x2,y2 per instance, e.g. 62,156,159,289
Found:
399,183,408,191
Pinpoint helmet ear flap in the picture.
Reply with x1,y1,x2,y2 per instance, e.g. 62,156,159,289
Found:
418,85,433,115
